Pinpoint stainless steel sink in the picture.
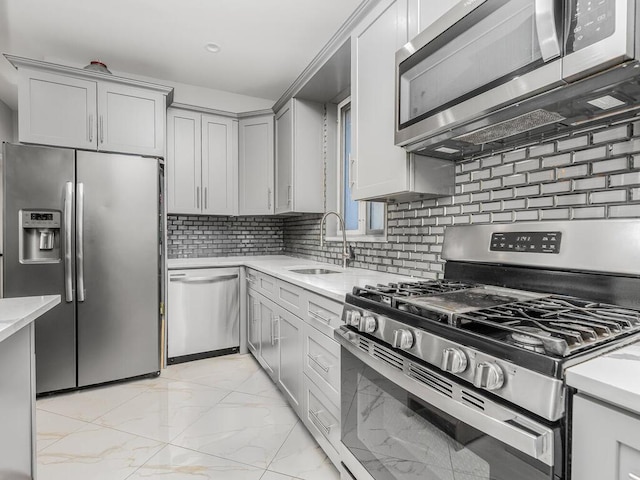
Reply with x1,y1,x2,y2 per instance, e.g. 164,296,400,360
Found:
289,268,341,275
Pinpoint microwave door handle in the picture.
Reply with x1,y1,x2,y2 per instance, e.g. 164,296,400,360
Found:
534,0,561,62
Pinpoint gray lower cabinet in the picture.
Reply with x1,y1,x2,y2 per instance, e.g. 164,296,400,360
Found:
245,268,343,468
572,394,640,480
277,307,304,415
258,295,279,378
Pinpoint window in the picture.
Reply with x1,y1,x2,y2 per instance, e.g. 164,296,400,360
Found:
338,98,386,240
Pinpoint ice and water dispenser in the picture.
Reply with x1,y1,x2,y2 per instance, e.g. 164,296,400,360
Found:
19,210,61,263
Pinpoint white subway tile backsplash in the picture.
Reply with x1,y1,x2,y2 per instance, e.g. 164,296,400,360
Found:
609,204,640,218
590,189,628,204
277,116,640,278
557,164,588,179
592,125,629,144
541,181,571,194
609,172,640,187
571,206,606,219
592,156,629,174
557,135,589,151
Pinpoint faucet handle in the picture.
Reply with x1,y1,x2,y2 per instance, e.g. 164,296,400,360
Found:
348,245,356,260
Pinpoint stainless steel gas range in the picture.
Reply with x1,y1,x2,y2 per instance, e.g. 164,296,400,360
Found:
336,220,640,480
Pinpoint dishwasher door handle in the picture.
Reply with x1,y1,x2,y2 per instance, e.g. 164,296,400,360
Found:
170,274,239,283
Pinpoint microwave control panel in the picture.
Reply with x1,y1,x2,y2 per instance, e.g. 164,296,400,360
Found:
567,0,616,53
490,231,562,254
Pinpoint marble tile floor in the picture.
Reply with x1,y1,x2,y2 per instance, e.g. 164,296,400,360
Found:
35,353,340,480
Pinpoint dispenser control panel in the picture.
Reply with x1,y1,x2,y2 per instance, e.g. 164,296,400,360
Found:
22,210,61,228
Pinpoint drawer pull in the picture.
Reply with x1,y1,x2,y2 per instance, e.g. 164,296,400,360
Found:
629,474,640,480
309,408,333,435
309,309,333,324
246,277,256,285
307,354,331,373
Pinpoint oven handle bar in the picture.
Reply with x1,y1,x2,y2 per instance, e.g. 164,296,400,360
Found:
336,327,555,467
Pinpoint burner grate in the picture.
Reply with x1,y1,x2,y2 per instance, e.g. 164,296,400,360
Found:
458,296,640,357
352,280,477,307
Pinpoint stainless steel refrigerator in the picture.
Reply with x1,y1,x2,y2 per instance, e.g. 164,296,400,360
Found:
2,143,160,395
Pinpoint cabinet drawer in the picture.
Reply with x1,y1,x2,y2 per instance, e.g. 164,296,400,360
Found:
303,375,340,467
246,268,276,298
303,323,340,407
304,291,344,338
276,279,304,316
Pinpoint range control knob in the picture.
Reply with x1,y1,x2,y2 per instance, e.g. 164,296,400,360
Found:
348,310,362,327
441,348,468,373
473,362,505,391
392,329,414,350
360,315,378,333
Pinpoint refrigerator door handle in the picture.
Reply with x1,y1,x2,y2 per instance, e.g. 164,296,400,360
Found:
64,182,74,302
76,182,86,302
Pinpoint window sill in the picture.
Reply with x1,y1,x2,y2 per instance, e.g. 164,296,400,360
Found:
325,235,387,244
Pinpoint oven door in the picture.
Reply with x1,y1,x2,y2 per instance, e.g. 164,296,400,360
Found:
337,328,561,480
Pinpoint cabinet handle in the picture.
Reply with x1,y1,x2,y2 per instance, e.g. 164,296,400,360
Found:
287,185,292,205
267,187,272,210
307,354,331,373
309,408,332,435
629,474,640,480
204,187,208,209
308,309,333,324
271,315,279,345
350,156,356,187
99,115,104,144
196,186,200,209
88,115,94,142
246,277,256,285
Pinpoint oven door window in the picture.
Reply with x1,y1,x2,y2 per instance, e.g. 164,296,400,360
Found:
341,349,555,480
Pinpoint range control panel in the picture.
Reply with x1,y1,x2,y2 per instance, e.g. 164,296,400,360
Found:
490,231,562,254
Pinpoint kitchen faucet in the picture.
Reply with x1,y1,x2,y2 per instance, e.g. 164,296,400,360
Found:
320,211,354,269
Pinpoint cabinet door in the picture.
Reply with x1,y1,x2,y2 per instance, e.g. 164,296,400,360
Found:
277,306,303,414
18,68,97,150
239,115,274,215
351,0,411,201
292,99,324,213
572,394,640,480
275,101,294,214
167,109,202,214
97,82,165,157
247,290,261,356
408,0,459,39
201,115,238,215
259,296,278,378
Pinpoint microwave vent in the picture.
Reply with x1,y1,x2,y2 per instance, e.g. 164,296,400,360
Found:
454,109,566,145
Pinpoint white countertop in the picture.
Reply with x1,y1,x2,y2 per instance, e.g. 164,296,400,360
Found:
566,342,640,415
0,295,61,343
168,255,421,302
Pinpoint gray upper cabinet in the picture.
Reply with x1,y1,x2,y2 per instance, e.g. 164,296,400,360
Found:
97,82,165,157
408,0,460,39
167,108,238,215
350,0,453,202
274,98,324,215
239,114,275,215
11,56,171,157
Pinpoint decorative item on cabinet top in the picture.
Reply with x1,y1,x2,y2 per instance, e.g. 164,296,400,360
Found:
83,60,112,74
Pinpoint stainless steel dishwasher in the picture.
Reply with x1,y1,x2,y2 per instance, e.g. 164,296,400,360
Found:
167,267,239,364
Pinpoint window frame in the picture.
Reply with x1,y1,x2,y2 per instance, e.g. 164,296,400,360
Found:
327,97,386,243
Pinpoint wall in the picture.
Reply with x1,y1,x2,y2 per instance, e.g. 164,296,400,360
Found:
283,115,640,279
0,98,13,144
167,215,284,258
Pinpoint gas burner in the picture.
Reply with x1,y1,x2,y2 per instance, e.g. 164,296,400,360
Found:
510,327,553,354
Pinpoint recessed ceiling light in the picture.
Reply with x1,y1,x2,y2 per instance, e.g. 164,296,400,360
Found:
204,43,221,53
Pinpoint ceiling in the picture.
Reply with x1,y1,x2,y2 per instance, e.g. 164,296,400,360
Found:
0,0,364,110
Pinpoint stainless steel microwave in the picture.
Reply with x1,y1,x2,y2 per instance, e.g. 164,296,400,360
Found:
395,0,640,159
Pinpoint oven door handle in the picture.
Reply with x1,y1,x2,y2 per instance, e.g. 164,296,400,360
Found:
336,327,555,467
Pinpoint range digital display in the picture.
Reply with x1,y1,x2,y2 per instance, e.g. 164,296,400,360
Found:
490,231,562,254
